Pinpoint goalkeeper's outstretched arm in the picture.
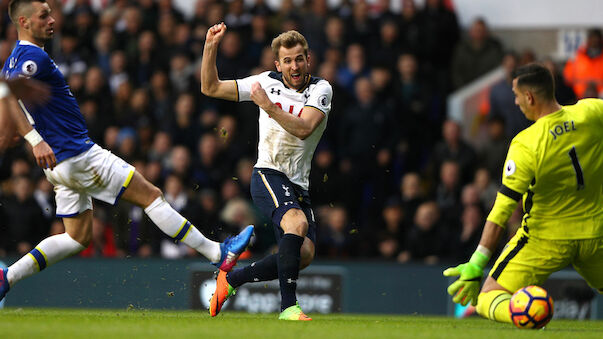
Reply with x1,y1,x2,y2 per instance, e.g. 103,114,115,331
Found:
443,220,506,306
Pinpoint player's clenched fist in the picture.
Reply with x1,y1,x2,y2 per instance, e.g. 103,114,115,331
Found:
206,22,227,44
250,82,271,110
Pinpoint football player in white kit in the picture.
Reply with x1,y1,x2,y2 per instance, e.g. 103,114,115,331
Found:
201,23,333,320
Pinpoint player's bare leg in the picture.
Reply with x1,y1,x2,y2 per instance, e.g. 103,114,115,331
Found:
120,171,253,270
476,276,513,323
1,211,91,301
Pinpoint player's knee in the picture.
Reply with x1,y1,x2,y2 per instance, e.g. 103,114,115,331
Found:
281,209,308,236
67,229,92,248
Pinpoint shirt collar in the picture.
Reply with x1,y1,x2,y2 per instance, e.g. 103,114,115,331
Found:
18,40,44,50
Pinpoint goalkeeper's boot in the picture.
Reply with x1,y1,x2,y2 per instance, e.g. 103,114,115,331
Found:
278,303,312,321
209,270,236,317
0,268,9,302
212,225,254,272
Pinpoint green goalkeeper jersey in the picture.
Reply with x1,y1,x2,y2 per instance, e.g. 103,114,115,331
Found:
487,98,603,239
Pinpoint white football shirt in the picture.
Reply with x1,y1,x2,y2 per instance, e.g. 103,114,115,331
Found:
236,71,332,190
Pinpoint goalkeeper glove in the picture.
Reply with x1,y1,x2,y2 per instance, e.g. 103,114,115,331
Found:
443,247,490,306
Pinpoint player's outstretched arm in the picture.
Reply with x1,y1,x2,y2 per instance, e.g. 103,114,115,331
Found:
250,82,324,140
443,220,505,306
2,83,56,169
200,22,237,101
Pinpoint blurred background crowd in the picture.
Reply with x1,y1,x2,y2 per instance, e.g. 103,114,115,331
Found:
0,0,600,264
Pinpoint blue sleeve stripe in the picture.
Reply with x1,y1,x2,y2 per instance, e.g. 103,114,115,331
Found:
173,221,192,242
29,248,48,271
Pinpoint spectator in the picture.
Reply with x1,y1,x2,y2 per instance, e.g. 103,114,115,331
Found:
563,28,603,98
368,20,401,68
317,205,356,258
1,176,49,255
170,93,200,151
134,30,159,86
337,43,370,94
115,6,143,62
489,51,532,139
434,160,462,228
216,30,249,79
399,172,425,227
79,214,117,258
448,204,482,262
375,197,406,260
346,0,375,47
159,174,203,258
473,167,498,210
338,77,397,170
417,0,459,92
430,120,477,185
398,201,444,264
479,115,510,182
108,50,129,94
54,31,87,78
193,133,228,191
245,14,272,67
309,145,342,207
323,16,348,61
451,17,503,90
300,0,329,59
394,53,436,171
398,0,421,56
169,52,196,94
543,58,577,105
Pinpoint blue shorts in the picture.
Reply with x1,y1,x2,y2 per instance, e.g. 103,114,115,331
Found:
250,168,317,244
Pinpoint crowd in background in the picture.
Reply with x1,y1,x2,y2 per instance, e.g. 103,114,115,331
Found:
0,0,599,264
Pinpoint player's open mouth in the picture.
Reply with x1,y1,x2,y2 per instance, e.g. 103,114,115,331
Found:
291,73,301,81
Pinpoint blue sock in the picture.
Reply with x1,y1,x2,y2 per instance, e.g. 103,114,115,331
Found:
226,254,278,288
277,233,304,311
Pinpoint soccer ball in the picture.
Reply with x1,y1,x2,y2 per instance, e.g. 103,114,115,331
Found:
509,285,554,329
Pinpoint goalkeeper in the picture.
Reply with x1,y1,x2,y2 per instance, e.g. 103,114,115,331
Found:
444,63,603,323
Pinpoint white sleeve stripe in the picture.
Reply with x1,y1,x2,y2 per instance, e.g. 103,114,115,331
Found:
18,99,35,124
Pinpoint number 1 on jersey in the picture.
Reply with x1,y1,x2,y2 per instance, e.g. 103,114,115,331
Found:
568,146,585,190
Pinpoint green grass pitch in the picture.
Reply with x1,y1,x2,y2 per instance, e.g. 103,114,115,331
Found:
1,308,603,339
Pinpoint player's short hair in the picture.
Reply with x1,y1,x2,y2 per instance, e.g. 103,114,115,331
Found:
8,0,46,24
512,63,555,101
271,30,308,60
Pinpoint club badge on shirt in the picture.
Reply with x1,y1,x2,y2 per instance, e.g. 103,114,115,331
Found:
22,60,37,76
505,159,516,176
318,94,329,109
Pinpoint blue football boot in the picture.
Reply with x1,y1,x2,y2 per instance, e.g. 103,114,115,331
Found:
212,225,254,272
0,268,9,302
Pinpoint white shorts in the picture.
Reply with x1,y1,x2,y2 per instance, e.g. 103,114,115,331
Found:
43,144,135,218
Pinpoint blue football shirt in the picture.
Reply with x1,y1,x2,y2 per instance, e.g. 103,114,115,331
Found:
2,40,93,162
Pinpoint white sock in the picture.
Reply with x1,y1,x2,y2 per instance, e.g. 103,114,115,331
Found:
144,196,220,261
7,233,85,286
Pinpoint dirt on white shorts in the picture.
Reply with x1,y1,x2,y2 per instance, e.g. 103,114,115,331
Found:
43,144,135,218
